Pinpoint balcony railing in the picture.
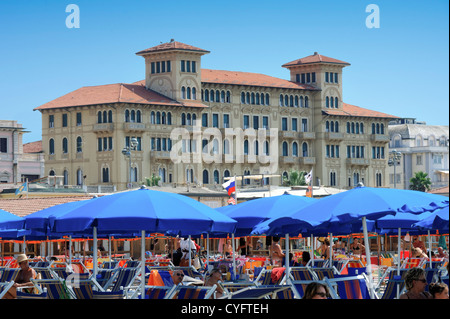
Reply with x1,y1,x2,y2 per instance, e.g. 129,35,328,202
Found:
346,158,370,166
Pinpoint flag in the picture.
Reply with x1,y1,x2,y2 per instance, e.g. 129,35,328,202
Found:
227,196,236,205
222,177,236,196
15,181,28,195
304,169,313,184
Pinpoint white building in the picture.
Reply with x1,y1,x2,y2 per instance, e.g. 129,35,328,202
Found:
388,118,449,190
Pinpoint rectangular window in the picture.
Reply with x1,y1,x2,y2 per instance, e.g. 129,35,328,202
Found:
62,114,68,127
156,61,160,73
325,72,329,83
301,73,306,83
292,118,298,132
331,145,335,158
108,137,113,151
181,60,185,72
161,61,166,73
98,138,102,152
336,145,340,158
202,113,208,127
282,117,288,131
296,74,300,83
416,155,423,165
243,115,249,129
186,60,191,72
192,61,196,73
76,112,82,126
49,115,54,128
326,145,330,158
306,73,311,83
212,114,219,128
312,72,316,82
253,116,259,130
167,61,171,72
151,62,155,74
223,114,230,128
301,119,308,132
335,73,338,83
151,138,155,151
263,116,269,129
0,138,7,153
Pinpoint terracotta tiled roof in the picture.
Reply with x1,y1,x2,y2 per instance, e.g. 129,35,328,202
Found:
428,186,449,195
136,41,210,55
34,83,208,111
0,196,99,218
282,52,350,67
23,141,43,153
201,69,317,90
323,103,400,119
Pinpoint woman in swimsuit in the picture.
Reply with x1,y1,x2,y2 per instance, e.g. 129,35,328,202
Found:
350,238,365,255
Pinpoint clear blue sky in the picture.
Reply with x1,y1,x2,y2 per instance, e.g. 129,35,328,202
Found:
1,0,448,143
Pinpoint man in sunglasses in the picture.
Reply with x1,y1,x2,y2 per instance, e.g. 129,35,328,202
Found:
399,267,432,299
172,270,185,285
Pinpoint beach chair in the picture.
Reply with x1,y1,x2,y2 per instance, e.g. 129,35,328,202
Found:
289,267,318,282
307,259,328,268
332,259,349,274
69,273,108,299
376,269,408,299
219,285,290,299
166,284,217,299
219,281,257,294
16,290,48,299
327,274,372,299
254,268,283,286
172,266,203,279
0,267,20,283
30,278,75,299
401,258,426,269
100,261,119,269
103,267,140,298
123,260,141,269
95,268,119,288
312,267,337,280
0,280,15,299
143,285,176,299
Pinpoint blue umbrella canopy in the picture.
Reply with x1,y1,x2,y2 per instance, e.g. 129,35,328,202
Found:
51,188,237,236
0,208,24,230
216,193,317,236
252,186,449,236
412,206,449,233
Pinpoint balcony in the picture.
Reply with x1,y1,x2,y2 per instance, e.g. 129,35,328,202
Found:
93,123,114,133
370,134,390,142
298,157,316,165
282,156,296,164
298,132,316,139
152,151,171,160
346,158,370,166
279,131,297,139
123,122,146,132
324,132,344,140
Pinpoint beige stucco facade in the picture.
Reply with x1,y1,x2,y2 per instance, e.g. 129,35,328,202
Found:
37,41,397,191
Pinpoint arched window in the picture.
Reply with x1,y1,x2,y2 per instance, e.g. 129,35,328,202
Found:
282,142,288,156
181,113,186,126
103,111,107,123
300,96,304,108
284,95,289,107
325,121,330,132
335,121,339,132
215,90,220,102
264,141,269,155
130,110,136,122
293,142,298,157
108,110,113,123
290,95,294,107
226,91,231,103
205,89,210,102
251,92,255,105
335,97,339,108
223,139,230,154
98,111,102,123
241,92,245,104
167,112,172,125
187,113,191,126
49,170,55,176
210,90,215,102
161,112,166,125
380,123,384,134
360,123,364,134
372,123,376,134
246,92,250,104
63,170,69,185
102,167,109,183
187,87,191,99
214,170,220,184
294,96,299,107
347,122,351,133
302,142,308,157
330,96,334,108
62,138,68,154
76,136,82,153
49,138,55,155
244,140,249,155
203,170,209,184
151,111,155,124
255,93,260,105
192,87,196,100
221,90,225,103
181,86,186,99
156,112,161,124
305,96,309,107
77,169,83,186
254,140,259,156
279,94,284,106
136,110,141,123
125,109,130,122
265,93,270,105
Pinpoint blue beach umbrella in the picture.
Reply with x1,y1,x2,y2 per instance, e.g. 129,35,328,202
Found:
216,193,317,236
412,206,449,233
0,208,24,230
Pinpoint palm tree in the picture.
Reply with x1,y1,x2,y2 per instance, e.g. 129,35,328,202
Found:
283,169,307,186
409,171,432,192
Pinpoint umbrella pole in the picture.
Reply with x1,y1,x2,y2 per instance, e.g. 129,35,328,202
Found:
108,236,112,261
188,235,192,268
397,227,401,299
428,230,432,268
69,235,72,268
362,217,375,299
206,233,210,272
329,233,333,266
141,230,145,299
232,233,236,281
93,226,98,278
310,235,314,265
285,233,290,282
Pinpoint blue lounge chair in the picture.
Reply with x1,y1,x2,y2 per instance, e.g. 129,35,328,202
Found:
30,278,74,299
289,267,318,282
312,267,337,280
219,285,290,299
376,269,408,299
0,268,20,283
166,284,217,299
327,274,372,299
0,281,15,299
143,285,176,299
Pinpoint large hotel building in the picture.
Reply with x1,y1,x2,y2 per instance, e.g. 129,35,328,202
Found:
35,40,399,191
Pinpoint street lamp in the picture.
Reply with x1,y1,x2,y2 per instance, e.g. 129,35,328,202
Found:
388,149,402,189
122,137,138,189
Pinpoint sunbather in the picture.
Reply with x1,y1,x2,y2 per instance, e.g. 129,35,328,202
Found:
204,268,224,298
3,254,37,299
399,267,432,299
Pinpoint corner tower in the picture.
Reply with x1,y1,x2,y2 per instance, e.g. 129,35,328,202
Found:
136,40,210,102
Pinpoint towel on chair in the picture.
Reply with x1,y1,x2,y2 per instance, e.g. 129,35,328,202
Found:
271,267,285,284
